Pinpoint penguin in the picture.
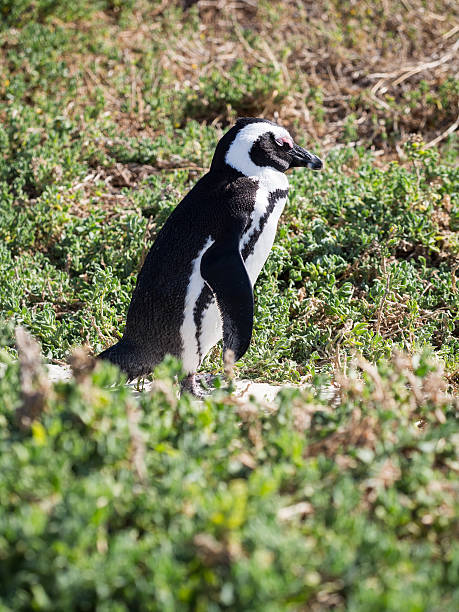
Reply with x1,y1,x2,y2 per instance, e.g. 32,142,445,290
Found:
98,117,322,395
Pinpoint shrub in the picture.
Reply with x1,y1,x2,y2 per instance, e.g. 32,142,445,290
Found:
0,333,458,610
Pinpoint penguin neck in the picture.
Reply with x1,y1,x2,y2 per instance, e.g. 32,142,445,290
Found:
211,159,289,192
251,166,289,191
242,165,289,192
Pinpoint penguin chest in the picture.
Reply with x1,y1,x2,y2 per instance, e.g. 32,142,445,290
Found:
241,186,288,285
179,184,288,373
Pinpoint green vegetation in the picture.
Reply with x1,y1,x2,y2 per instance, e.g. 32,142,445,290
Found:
0,1,458,609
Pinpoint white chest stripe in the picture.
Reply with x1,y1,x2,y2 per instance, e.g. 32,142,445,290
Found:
242,188,288,284
240,180,287,250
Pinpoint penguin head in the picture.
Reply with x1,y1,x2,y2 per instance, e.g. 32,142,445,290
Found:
210,117,322,176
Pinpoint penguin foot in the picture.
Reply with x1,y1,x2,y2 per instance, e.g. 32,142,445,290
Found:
196,373,219,389
180,374,214,398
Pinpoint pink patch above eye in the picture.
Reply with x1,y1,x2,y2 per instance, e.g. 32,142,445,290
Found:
275,136,293,149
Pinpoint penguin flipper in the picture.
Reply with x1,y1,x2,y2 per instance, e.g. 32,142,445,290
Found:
201,239,253,363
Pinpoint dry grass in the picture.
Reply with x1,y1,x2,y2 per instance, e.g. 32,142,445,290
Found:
4,1,455,154
72,1,459,151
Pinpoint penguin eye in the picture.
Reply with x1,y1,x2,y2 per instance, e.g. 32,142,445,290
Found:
274,136,293,149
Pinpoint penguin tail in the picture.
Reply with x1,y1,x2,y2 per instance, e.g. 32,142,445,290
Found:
97,340,150,381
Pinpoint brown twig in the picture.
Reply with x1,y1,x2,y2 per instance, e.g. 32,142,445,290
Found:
425,114,459,148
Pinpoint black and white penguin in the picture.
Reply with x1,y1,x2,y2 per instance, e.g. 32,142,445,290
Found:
98,117,322,395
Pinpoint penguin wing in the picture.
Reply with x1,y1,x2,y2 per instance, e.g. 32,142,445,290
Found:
200,237,253,363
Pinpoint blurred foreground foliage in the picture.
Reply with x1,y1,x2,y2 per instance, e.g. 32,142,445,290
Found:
0,335,458,611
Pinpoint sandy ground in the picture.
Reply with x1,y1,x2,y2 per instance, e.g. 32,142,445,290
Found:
0,361,335,405
44,364,335,405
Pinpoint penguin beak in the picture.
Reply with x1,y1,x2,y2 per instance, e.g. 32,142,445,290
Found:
289,144,323,170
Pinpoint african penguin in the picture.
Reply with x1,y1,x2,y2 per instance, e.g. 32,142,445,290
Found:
98,117,322,395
